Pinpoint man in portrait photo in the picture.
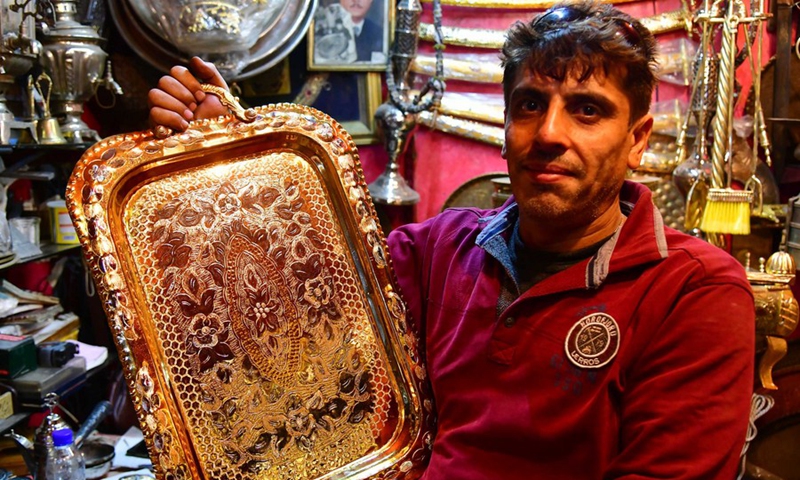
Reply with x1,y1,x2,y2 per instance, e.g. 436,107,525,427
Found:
313,0,386,66
341,0,385,63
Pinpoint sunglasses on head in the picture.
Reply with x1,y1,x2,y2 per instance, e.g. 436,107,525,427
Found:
532,6,643,51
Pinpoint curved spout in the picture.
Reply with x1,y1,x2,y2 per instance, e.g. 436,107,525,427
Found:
5,430,37,478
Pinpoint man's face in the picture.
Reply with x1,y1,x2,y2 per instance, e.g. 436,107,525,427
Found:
502,64,652,233
340,0,374,22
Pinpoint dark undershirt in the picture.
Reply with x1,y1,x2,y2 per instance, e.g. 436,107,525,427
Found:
510,223,611,293
496,222,612,316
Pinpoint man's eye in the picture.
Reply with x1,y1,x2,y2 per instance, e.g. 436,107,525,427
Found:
578,105,600,117
521,100,540,112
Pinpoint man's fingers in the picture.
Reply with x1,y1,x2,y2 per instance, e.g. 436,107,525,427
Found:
147,86,194,121
149,106,190,132
164,66,203,103
189,56,228,89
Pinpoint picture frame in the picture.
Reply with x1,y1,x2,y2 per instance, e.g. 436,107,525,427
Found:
311,72,383,144
307,0,393,71
238,48,383,145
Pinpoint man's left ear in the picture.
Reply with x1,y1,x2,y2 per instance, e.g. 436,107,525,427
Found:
627,114,654,170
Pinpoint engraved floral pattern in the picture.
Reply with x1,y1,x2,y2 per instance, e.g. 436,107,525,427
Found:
293,254,341,328
239,265,283,336
155,231,192,269
186,313,234,373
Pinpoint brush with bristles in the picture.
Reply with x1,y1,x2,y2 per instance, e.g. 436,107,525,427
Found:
699,188,753,234
700,3,753,236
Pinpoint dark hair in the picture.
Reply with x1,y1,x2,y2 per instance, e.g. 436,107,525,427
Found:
500,0,658,123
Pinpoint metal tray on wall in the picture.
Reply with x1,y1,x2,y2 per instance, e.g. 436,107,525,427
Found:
107,0,316,81
66,102,433,479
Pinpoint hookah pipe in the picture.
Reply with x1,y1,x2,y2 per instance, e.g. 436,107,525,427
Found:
367,0,445,205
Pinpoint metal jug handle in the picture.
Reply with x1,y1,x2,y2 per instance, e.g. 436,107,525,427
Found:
34,73,53,118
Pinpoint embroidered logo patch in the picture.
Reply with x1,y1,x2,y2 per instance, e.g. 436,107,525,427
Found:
565,313,620,369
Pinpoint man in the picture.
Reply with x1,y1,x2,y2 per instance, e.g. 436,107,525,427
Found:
148,1,755,478
340,0,384,62
314,0,384,64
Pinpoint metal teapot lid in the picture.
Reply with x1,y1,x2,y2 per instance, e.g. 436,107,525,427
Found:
41,0,105,43
34,392,71,448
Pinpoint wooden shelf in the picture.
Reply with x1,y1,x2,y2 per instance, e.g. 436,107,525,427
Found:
0,412,30,435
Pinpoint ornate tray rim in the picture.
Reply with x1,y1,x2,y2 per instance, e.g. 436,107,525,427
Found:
66,103,434,479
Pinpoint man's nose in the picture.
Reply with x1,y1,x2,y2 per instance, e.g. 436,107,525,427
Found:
535,104,570,149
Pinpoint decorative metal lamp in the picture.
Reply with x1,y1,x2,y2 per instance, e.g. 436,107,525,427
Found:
368,0,445,205
39,0,122,143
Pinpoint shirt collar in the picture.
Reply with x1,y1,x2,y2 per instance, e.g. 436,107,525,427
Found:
476,202,518,247
475,198,639,290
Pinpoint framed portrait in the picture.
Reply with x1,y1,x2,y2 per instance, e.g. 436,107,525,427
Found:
307,0,393,71
310,72,382,144
238,47,382,145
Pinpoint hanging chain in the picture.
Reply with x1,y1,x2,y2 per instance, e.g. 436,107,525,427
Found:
385,0,445,114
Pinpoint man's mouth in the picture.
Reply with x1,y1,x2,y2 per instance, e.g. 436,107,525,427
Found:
521,163,575,182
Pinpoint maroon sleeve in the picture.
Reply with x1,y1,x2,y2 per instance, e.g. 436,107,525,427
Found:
387,220,434,338
606,281,755,480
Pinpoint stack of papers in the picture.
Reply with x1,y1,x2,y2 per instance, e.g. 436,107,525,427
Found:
0,280,65,338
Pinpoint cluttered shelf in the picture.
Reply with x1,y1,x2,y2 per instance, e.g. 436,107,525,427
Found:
0,273,113,431
0,243,81,272
0,142,94,155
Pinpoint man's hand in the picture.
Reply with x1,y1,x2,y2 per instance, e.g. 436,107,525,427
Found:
148,57,230,132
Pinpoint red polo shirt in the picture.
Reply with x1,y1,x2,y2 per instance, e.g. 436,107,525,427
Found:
388,181,754,480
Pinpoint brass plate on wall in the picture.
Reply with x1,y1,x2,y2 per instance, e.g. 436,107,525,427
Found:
442,172,509,211
107,0,316,81
67,104,433,479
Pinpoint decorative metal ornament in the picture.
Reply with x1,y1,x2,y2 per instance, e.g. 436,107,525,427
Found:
673,0,771,239
411,90,504,125
0,0,40,144
39,0,122,143
368,0,446,205
412,51,694,87
417,111,503,146
420,0,637,7
418,9,691,49
748,249,799,390
34,72,67,144
66,96,434,479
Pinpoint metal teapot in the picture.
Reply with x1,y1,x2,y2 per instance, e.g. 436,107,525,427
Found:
5,392,111,480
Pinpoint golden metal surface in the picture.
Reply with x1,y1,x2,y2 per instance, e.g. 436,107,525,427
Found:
418,9,690,49
411,90,503,125
753,285,799,339
417,111,503,146
412,50,684,85
420,0,637,8
759,335,788,390
412,56,502,84
751,269,799,390
201,83,257,122
67,104,433,479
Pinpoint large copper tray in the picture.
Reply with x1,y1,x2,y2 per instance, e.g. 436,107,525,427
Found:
66,103,433,479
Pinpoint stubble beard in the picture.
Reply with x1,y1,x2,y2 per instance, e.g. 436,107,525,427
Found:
515,181,618,229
